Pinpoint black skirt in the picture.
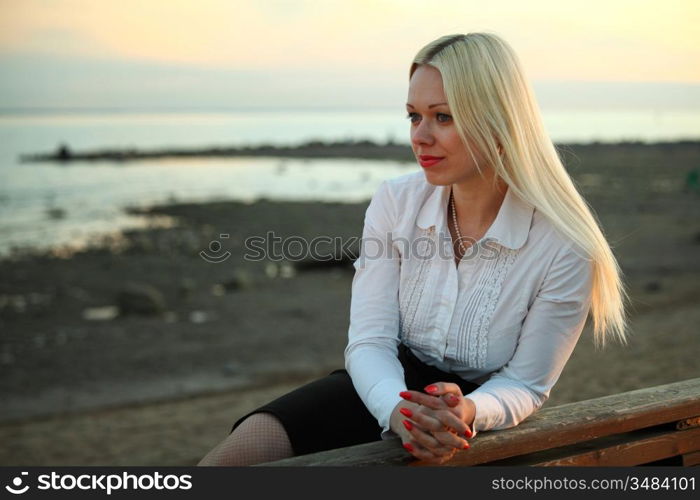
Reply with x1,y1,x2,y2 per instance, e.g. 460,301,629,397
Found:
230,343,481,457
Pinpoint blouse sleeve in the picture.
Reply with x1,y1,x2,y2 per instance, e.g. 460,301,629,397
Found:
465,241,594,435
344,180,406,437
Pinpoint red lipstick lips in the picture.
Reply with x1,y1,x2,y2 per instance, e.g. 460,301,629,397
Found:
419,155,444,167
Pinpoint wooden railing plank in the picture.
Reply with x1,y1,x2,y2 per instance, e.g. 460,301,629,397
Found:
262,377,700,466
682,450,700,466
485,426,700,466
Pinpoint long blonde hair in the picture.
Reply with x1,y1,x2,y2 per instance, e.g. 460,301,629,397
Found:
411,33,627,348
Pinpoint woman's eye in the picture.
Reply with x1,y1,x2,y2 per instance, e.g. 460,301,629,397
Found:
405,112,450,124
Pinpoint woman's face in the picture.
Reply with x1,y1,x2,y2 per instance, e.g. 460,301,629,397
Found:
407,64,485,186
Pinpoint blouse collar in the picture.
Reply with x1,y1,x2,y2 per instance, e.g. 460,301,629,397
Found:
415,182,535,250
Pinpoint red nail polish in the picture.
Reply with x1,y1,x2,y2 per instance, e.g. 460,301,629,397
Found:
402,420,413,431
403,443,414,453
424,385,438,394
462,442,470,450
464,428,472,438
399,391,412,400
399,407,413,418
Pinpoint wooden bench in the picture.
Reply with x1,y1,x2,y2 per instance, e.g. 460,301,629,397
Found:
262,377,700,466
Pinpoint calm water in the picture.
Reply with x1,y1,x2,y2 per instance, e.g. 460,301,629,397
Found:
1,109,699,255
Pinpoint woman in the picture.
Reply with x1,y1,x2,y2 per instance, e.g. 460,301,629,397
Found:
198,32,627,466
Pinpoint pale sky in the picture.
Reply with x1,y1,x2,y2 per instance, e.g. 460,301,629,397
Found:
1,0,699,110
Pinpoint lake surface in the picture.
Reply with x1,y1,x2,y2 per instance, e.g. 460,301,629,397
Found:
1,109,698,256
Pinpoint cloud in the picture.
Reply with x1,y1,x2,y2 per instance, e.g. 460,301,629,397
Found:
2,51,699,111
1,0,698,81
0,52,403,109
1,0,698,109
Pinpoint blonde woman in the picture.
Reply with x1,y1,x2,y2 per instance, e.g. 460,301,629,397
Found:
198,32,627,466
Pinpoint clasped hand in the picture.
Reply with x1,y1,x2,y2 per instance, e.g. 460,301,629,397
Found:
389,382,476,464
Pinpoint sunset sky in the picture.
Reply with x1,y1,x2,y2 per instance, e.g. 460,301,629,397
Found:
1,0,699,110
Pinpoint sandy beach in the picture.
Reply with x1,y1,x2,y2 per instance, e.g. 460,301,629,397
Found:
1,142,699,465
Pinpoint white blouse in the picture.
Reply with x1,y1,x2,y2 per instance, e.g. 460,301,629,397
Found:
344,171,594,438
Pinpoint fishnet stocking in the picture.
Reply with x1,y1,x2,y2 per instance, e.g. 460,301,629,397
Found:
197,412,294,466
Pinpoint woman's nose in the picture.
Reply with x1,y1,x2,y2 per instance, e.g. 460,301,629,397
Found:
411,120,434,147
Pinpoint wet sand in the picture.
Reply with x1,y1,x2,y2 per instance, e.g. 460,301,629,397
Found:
1,142,699,465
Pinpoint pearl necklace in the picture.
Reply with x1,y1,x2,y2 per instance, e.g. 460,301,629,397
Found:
450,189,468,255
